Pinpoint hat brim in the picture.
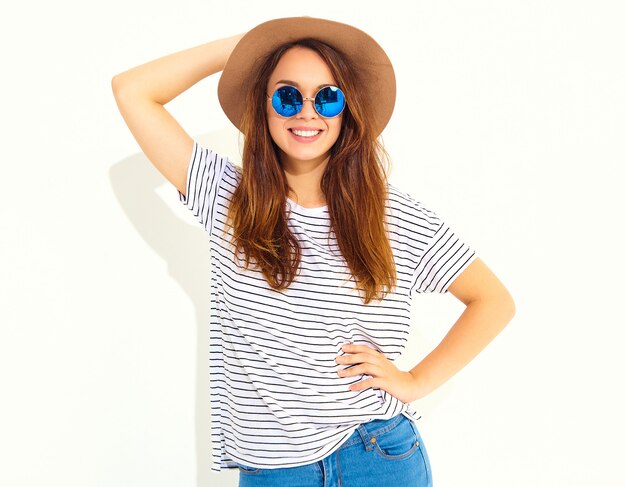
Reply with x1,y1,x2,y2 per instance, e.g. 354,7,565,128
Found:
218,16,396,137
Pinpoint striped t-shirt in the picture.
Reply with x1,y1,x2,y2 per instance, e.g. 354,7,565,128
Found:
177,140,477,473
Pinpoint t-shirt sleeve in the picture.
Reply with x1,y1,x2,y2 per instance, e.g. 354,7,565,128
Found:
177,140,230,235
408,202,478,296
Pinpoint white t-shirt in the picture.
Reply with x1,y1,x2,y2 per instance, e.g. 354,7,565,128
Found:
178,140,478,473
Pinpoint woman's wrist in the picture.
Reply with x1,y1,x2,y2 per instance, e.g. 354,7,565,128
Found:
408,369,434,402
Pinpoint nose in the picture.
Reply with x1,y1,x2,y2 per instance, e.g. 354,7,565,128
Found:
297,97,318,120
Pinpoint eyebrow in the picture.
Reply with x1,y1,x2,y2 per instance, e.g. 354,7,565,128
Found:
274,79,335,90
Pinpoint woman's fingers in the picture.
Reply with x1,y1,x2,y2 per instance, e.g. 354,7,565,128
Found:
335,342,418,402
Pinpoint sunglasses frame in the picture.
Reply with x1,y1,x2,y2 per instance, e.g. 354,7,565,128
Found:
266,84,346,119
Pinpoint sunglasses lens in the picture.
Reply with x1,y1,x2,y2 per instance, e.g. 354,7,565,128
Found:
271,86,302,117
315,86,346,117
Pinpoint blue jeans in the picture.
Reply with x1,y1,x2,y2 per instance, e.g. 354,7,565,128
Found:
236,412,433,486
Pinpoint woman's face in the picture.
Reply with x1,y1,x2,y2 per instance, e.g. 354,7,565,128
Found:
266,47,343,169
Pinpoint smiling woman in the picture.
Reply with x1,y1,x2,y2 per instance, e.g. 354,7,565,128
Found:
112,14,513,486
222,34,398,303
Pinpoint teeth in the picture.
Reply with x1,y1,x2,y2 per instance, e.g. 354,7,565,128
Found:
292,129,320,137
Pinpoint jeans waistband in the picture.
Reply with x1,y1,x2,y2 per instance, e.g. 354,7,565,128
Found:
338,413,408,452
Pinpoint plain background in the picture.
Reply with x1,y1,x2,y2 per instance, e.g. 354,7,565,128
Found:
2,1,624,486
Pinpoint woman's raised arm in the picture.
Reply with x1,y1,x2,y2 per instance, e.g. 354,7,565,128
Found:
111,33,245,195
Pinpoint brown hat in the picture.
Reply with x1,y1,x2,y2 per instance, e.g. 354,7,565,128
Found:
217,16,396,136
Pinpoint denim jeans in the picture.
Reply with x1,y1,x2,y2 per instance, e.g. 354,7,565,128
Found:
236,412,433,486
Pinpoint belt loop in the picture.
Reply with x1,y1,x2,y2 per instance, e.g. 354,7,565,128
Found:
407,416,419,440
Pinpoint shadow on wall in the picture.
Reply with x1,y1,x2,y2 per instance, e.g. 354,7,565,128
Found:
107,126,242,483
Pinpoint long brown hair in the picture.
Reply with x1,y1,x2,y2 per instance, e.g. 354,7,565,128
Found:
223,38,397,304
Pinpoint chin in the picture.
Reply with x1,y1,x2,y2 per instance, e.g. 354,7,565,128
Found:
284,149,331,163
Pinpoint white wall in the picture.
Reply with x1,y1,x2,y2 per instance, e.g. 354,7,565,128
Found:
2,1,624,486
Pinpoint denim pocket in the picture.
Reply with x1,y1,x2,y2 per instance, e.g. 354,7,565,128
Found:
372,415,420,460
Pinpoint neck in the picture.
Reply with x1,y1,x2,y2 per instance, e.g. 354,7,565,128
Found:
281,153,329,205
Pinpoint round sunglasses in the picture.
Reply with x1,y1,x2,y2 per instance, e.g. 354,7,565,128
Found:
267,85,346,118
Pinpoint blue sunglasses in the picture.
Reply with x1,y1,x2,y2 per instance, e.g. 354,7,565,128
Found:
268,85,346,118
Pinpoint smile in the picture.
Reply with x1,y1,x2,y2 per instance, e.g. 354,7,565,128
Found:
291,129,320,137
289,128,323,143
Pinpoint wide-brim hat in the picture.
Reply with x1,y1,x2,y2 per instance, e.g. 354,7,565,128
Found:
218,16,396,137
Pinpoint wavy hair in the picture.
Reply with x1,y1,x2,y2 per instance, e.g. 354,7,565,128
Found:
223,38,397,304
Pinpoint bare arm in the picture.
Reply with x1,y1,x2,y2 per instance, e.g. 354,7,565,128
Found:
111,33,245,195
408,257,516,400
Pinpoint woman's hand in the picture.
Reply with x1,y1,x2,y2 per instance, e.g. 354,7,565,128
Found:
335,343,427,404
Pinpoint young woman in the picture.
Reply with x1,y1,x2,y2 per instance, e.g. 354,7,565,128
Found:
112,16,515,487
